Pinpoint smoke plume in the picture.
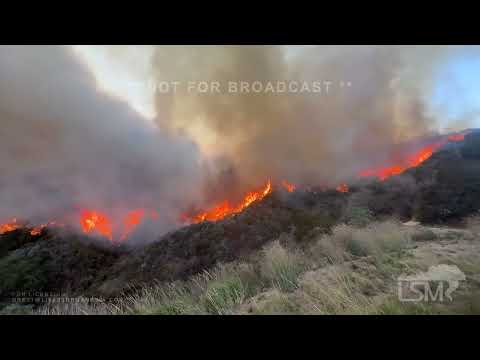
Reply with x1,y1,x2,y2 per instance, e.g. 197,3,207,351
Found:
0,45,205,235
150,45,476,196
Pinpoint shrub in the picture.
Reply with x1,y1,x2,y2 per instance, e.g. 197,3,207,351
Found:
311,221,410,261
200,263,261,315
259,241,306,292
124,282,201,315
298,266,375,314
310,224,356,261
373,252,410,280
344,207,374,227
0,253,50,298
372,221,411,252
291,209,335,242
202,273,248,314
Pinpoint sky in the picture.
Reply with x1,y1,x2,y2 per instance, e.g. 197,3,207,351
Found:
429,51,480,130
72,45,157,120
72,45,480,131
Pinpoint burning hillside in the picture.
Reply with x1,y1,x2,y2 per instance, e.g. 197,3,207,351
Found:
1,46,479,247
0,208,160,244
181,180,272,224
0,219,21,235
0,130,469,242
2,129,480,312
180,130,468,225
2,45,480,316
357,132,468,180
79,208,160,243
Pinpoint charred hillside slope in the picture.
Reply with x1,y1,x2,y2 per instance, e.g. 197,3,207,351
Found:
2,130,480,307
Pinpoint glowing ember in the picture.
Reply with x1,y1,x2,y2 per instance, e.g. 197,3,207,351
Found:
30,224,47,236
0,218,21,235
80,209,113,241
281,180,296,192
183,180,272,223
336,183,349,193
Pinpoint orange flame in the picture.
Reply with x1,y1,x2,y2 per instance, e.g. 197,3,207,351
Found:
1,209,154,243
30,224,47,236
358,133,466,181
336,183,349,193
281,180,296,192
183,180,272,224
79,208,157,243
80,209,113,241
29,221,61,236
0,218,21,235
120,208,146,241
1,218,62,237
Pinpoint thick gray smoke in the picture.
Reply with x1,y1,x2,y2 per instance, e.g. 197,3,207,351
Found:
0,45,205,236
1,45,478,239
150,45,477,196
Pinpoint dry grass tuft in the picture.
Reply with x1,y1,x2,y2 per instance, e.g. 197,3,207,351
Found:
259,240,307,292
312,221,411,261
297,265,376,314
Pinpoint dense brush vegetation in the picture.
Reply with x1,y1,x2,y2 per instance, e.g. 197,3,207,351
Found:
31,220,480,315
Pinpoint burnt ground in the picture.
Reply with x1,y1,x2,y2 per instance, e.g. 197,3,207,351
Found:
2,130,480,310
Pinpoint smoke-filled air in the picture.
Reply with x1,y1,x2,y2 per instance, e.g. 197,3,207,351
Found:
1,45,478,244
150,45,476,190
0,45,206,243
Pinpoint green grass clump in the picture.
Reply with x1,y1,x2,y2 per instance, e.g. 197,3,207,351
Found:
201,272,249,314
259,241,307,292
126,283,202,315
198,263,262,315
344,207,374,227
